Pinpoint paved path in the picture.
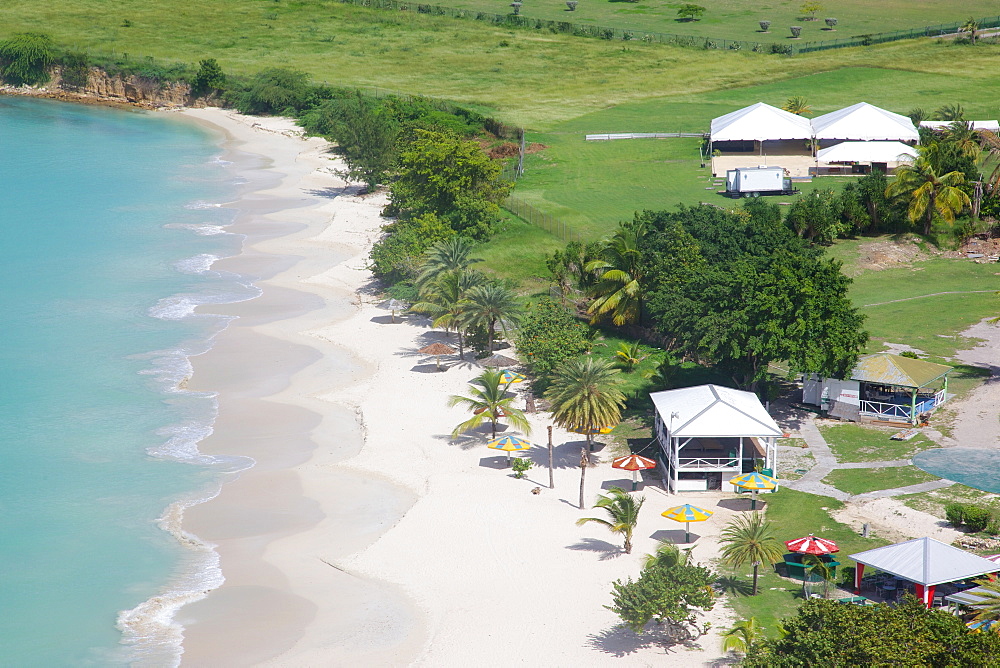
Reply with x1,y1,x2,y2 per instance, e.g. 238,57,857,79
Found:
782,414,956,502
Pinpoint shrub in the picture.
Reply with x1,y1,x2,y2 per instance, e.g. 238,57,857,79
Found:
0,32,55,86
963,505,992,533
988,519,1000,536
790,26,802,38
677,4,706,21
228,67,314,115
566,1,578,10
514,298,589,386
944,503,966,527
59,51,90,89
759,20,771,32
191,58,225,97
825,17,837,28
898,350,920,359
511,457,532,478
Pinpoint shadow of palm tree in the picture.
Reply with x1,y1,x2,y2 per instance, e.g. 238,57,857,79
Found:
715,575,754,597
566,537,623,561
586,625,660,657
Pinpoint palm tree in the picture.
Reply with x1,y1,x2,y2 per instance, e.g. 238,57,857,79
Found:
585,219,646,326
932,103,965,121
722,617,764,655
886,153,971,235
461,282,523,353
969,578,1000,627
575,486,645,553
906,108,927,126
718,511,784,596
802,554,834,598
613,341,649,372
781,95,812,116
642,540,690,571
448,369,531,438
545,356,626,450
961,16,980,45
411,269,484,359
942,120,982,159
415,236,481,289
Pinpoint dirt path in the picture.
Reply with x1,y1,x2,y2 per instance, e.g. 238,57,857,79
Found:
949,319,1000,449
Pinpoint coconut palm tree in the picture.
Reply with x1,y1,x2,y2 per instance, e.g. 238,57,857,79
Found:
460,282,523,354
942,120,982,159
642,540,690,571
932,103,965,121
448,369,531,438
545,356,626,450
886,153,971,235
802,554,834,599
410,269,484,358
781,95,812,116
415,236,481,289
613,341,649,372
575,486,645,554
722,617,764,655
585,219,646,326
961,16,980,45
906,108,927,126
719,511,784,596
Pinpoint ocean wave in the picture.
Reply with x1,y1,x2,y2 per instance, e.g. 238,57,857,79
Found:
148,285,260,321
209,156,233,166
165,223,232,236
174,254,221,276
184,200,221,210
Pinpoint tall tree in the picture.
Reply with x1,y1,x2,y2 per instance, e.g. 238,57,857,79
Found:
317,92,399,190
448,369,531,438
585,218,647,326
461,282,523,353
718,512,784,595
415,236,482,289
410,269,484,358
544,356,626,450
576,487,645,553
886,153,972,235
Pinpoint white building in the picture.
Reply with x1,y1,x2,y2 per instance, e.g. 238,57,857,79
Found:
651,384,781,493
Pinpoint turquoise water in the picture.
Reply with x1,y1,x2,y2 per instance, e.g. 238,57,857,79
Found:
0,97,251,665
913,448,1000,494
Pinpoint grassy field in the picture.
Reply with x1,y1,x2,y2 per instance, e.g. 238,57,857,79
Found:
726,488,886,636
362,0,1000,43
900,484,1000,520
819,423,935,463
823,466,939,495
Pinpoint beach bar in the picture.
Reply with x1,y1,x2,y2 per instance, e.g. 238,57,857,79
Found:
802,353,951,425
651,385,781,493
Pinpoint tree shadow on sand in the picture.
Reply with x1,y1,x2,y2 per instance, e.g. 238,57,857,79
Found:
715,574,754,597
565,537,623,561
587,623,709,657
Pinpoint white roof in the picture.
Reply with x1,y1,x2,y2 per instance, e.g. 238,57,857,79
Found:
817,141,918,164
850,537,1000,586
710,103,813,142
921,120,1000,132
945,586,994,608
649,384,782,438
812,102,919,141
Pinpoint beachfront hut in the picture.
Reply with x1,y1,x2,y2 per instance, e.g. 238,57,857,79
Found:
802,353,951,425
851,537,1000,608
811,102,920,143
651,384,781,493
709,103,813,156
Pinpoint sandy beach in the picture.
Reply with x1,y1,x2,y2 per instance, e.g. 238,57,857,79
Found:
167,109,743,666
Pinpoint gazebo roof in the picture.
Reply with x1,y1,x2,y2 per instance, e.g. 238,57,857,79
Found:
850,537,999,586
811,102,919,142
649,384,782,438
850,353,952,389
710,103,813,142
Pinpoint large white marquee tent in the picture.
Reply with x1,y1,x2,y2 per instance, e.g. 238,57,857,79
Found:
810,102,920,142
709,102,813,142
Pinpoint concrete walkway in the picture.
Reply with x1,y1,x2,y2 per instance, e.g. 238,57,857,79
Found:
782,414,955,502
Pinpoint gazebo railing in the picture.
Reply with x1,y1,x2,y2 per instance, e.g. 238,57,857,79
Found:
677,457,740,471
859,400,912,421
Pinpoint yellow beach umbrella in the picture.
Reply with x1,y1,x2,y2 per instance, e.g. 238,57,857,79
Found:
729,472,777,510
487,435,533,466
662,504,714,543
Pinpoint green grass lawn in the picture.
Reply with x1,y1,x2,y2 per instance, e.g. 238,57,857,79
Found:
823,465,939,495
726,488,887,637
819,423,936,463
374,0,1000,44
899,484,1000,521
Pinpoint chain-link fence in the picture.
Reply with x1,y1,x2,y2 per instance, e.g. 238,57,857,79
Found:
503,196,581,242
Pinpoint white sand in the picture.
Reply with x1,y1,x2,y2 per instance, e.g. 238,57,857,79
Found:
170,109,738,666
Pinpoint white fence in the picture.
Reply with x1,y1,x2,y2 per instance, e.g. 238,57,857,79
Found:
585,132,706,141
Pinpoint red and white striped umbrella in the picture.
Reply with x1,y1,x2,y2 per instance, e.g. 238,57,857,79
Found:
983,554,1000,564
784,534,839,555
612,454,658,490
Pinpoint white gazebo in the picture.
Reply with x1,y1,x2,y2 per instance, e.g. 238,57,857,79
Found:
851,537,1000,608
650,384,781,493
812,102,920,142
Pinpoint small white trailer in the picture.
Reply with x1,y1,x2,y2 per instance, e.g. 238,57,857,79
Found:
725,167,796,198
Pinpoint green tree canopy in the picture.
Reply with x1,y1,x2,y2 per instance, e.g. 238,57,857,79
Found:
642,205,867,390
190,58,225,97
514,298,590,383
544,356,626,448
0,33,55,86
744,597,1000,666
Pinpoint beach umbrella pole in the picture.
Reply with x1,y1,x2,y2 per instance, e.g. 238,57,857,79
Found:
632,470,638,491
686,521,691,543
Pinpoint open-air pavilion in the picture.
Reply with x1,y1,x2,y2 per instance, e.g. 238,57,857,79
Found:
815,140,917,175
709,103,814,177
851,537,1000,608
802,353,952,425
811,102,920,144
651,384,781,493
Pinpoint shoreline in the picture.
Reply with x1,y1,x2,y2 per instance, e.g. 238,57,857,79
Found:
172,108,426,665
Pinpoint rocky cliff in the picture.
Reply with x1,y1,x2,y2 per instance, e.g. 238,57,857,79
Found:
1,66,213,109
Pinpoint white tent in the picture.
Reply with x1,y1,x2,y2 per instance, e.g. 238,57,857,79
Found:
921,120,1000,132
851,537,1000,607
710,103,813,142
812,102,919,142
650,385,781,438
817,141,917,164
